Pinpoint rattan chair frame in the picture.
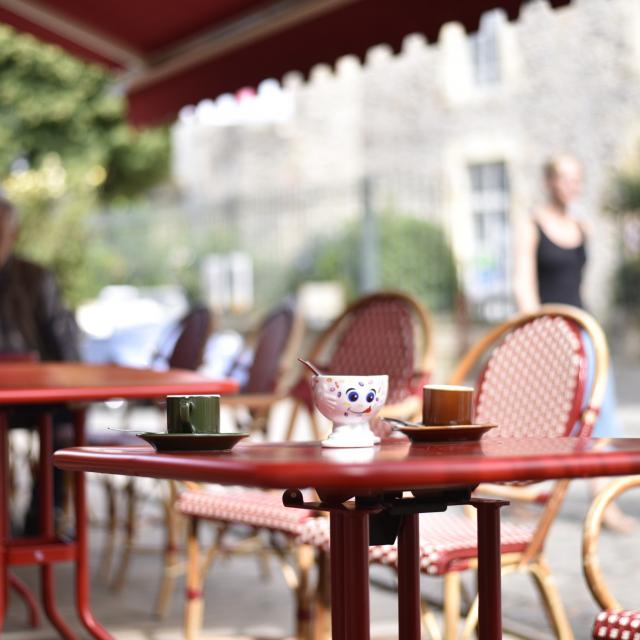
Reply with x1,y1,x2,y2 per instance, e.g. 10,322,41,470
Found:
431,304,609,640
582,475,640,612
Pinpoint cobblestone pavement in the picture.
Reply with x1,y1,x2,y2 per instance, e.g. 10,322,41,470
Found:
4,364,640,640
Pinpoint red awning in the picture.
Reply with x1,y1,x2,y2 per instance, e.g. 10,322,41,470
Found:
0,0,571,126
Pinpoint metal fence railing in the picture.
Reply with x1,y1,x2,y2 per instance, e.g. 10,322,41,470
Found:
89,173,510,320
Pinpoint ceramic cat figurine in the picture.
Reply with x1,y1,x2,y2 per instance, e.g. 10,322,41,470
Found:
311,374,388,447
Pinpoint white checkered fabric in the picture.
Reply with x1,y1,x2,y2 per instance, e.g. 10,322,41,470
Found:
296,512,533,575
176,489,313,535
593,610,640,639
476,316,582,438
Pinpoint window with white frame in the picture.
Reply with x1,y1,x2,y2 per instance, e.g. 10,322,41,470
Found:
469,10,502,86
466,161,512,319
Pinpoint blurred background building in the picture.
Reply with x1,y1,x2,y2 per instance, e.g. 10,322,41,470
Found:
3,0,640,366
168,0,640,322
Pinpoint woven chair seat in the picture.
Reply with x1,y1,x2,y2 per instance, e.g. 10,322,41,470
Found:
176,489,313,535
296,512,533,575
592,610,640,639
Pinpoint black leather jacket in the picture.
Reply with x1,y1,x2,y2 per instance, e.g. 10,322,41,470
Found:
0,255,80,361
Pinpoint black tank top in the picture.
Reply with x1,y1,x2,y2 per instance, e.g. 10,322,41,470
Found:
536,222,586,308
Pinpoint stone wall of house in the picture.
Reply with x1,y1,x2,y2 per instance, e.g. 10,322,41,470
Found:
172,0,640,318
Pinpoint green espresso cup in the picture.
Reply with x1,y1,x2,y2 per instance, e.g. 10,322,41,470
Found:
166,395,220,434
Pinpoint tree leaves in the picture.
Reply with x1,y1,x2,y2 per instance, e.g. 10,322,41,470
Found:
0,24,169,202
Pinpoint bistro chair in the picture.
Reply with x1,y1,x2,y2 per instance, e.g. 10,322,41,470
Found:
154,298,304,617
93,305,213,588
174,290,433,639
583,476,640,639
217,296,304,437
295,304,608,640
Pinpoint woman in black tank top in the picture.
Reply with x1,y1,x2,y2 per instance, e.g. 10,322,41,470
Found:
535,221,586,308
513,155,634,532
513,154,588,312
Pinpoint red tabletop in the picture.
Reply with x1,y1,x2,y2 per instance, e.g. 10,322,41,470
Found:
53,437,640,492
53,437,640,640
0,362,238,404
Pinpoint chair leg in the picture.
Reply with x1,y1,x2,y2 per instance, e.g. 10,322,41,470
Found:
98,479,117,582
421,599,443,640
284,400,302,441
460,593,478,640
528,558,574,640
258,540,273,581
308,411,322,441
155,482,183,618
312,549,331,640
199,522,229,579
111,477,136,591
185,518,204,640
443,571,461,640
295,544,315,640
58,470,75,537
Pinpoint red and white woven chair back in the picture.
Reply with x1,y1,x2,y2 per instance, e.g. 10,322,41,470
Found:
325,294,422,405
593,610,640,639
475,315,588,439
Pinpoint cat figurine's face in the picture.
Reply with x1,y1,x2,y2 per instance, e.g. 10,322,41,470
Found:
312,374,388,425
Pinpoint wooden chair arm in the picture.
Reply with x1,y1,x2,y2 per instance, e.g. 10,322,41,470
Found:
582,475,640,610
379,396,422,420
221,393,284,411
472,483,550,504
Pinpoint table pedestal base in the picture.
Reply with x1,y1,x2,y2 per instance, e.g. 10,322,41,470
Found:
284,489,508,640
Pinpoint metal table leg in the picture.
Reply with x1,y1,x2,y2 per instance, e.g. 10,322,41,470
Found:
73,408,113,640
0,413,8,633
329,510,370,640
39,413,78,639
397,513,421,640
473,498,507,640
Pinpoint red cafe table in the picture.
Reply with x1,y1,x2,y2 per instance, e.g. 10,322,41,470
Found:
53,436,640,640
0,362,238,639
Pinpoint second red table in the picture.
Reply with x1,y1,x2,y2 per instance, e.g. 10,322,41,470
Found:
0,362,238,639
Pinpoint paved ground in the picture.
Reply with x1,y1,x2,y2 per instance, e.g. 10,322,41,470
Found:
4,359,640,640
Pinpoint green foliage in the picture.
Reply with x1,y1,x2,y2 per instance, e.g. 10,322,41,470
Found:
4,155,96,306
0,25,171,305
292,214,458,311
607,156,640,311
100,125,170,203
0,24,169,201
84,207,238,304
615,257,640,309
607,173,640,216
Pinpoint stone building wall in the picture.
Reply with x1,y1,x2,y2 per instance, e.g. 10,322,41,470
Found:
172,0,640,318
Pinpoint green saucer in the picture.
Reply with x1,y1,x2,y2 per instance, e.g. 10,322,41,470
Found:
137,432,249,452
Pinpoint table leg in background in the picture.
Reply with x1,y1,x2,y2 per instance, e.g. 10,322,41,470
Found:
397,513,421,640
8,573,39,627
329,513,346,640
473,499,507,640
329,510,370,640
73,408,113,640
0,412,8,632
38,413,78,639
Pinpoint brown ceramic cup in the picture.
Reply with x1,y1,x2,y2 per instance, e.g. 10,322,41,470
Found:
422,384,474,426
